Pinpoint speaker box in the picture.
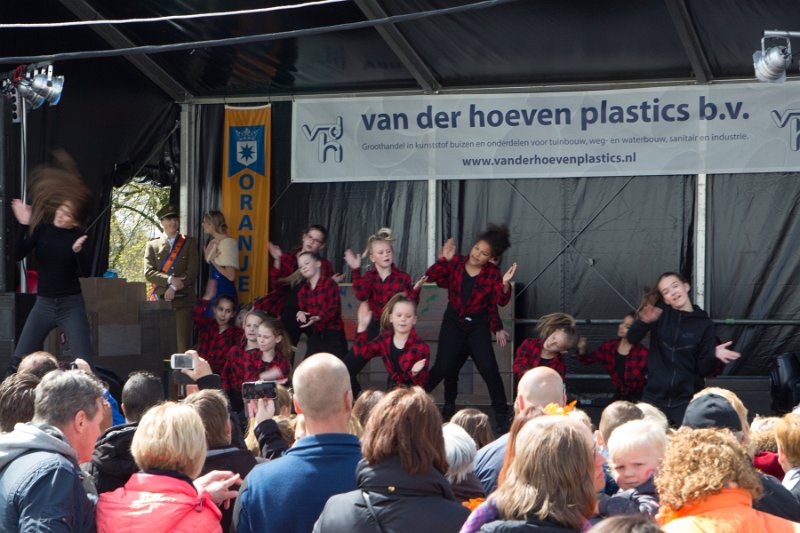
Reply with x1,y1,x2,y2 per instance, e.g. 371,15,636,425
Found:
705,376,772,420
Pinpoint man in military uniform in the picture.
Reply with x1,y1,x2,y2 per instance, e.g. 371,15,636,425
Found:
144,203,198,352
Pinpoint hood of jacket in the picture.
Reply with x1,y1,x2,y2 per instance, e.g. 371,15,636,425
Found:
357,455,457,500
0,423,77,471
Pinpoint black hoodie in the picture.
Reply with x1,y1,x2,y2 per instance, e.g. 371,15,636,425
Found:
627,301,717,408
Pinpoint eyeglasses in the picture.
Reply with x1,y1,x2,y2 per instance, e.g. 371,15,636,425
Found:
305,235,324,245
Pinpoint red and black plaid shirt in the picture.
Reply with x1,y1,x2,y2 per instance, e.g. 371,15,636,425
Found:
242,348,292,383
426,255,507,333
353,328,429,386
514,337,567,381
297,276,344,332
222,345,260,394
352,264,420,317
256,247,334,315
577,338,649,396
193,299,243,375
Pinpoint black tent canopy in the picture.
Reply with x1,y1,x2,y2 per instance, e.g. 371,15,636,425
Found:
2,1,800,378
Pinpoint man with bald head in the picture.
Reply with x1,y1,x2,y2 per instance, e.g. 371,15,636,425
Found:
233,353,360,533
474,366,566,494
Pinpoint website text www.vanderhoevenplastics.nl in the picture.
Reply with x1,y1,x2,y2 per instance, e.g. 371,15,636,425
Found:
462,151,637,167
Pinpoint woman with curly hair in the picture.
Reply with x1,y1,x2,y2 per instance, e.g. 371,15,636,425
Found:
656,427,800,532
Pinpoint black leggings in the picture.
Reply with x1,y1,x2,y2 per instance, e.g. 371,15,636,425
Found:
344,320,380,397
305,329,348,360
425,315,507,411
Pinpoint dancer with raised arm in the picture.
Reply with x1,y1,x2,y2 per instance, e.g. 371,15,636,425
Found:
424,224,517,428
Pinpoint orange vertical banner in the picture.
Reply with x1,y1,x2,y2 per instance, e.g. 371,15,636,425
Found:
221,105,271,303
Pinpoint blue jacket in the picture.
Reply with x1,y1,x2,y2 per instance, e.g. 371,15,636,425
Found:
0,423,96,532
473,433,509,495
233,432,361,533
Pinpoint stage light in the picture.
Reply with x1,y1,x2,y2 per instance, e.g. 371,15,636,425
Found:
31,73,64,105
15,79,45,109
754,46,791,83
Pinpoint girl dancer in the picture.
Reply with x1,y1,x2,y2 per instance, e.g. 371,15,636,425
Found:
258,225,339,348
222,310,266,413
244,318,292,383
424,224,517,424
627,272,740,425
292,251,348,359
9,151,93,372
201,211,238,313
577,312,648,401
513,312,577,381
344,227,425,339
343,227,425,393
192,295,241,376
352,294,429,389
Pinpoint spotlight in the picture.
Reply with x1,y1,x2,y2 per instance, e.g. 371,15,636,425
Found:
31,74,64,105
754,35,792,82
15,79,45,109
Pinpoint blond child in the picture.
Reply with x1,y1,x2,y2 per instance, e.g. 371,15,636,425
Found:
601,419,667,517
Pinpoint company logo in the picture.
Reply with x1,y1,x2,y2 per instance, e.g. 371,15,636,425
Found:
302,116,343,163
229,126,265,175
771,109,800,151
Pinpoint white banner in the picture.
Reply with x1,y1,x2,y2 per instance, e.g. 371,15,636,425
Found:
291,83,800,182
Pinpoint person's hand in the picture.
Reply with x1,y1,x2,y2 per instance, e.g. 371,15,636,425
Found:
412,275,427,291
577,336,588,355
496,330,510,347
715,341,741,364
11,199,31,225
268,242,283,261
72,235,88,253
171,276,186,290
440,238,456,261
638,304,662,324
299,316,320,329
411,359,427,376
503,262,518,285
296,311,309,324
331,273,345,284
344,249,361,270
193,471,241,509
181,350,213,381
356,301,372,332
251,398,276,425
164,287,176,301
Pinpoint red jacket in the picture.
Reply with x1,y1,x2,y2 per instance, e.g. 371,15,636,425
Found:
192,299,242,375
96,472,222,533
353,328,429,386
352,264,420,317
257,247,334,316
513,337,567,381
425,255,509,333
576,338,648,396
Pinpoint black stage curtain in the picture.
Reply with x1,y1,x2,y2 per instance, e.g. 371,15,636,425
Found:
709,173,800,375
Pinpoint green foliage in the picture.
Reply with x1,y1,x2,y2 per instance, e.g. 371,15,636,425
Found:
108,182,170,282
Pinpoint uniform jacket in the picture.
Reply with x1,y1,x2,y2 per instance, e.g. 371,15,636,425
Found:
0,423,96,533
144,233,199,301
